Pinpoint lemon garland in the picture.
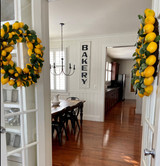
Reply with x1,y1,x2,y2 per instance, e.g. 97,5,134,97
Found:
131,8,160,98
0,21,45,89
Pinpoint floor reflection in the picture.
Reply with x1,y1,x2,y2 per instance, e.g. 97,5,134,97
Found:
52,100,142,166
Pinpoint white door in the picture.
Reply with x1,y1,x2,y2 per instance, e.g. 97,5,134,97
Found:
1,0,51,165
141,1,160,165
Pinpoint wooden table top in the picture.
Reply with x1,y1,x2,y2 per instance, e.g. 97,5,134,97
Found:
51,100,84,115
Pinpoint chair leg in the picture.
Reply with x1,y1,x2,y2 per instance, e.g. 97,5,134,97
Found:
71,118,76,134
76,118,80,130
62,124,68,140
56,126,62,145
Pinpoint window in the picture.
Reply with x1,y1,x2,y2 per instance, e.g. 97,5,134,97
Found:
106,62,112,82
50,49,66,91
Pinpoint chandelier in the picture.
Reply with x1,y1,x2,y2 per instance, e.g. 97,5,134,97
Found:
51,23,75,76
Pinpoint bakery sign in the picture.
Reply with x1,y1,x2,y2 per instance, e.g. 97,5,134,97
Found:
80,41,91,88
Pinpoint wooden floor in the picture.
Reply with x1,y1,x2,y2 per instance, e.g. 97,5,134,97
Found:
52,100,142,166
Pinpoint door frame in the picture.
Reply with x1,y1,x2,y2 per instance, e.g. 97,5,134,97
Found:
32,0,52,165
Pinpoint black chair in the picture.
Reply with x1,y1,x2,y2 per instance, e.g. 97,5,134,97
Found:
52,110,68,145
66,97,80,134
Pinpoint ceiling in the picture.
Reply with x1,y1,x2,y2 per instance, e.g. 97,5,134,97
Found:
107,46,136,60
49,0,151,39
48,0,151,59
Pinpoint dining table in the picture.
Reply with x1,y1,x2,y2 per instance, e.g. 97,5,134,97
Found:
51,99,85,125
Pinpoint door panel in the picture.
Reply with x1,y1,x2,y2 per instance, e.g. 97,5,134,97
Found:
141,77,157,166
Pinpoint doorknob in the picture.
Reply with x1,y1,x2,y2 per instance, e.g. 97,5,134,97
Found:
0,126,6,134
144,149,155,158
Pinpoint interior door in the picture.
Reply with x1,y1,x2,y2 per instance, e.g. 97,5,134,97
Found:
141,2,160,164
1,0,42,165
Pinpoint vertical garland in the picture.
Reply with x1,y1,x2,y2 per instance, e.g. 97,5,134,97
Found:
131,9,160,98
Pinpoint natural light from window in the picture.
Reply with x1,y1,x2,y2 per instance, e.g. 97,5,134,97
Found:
106,62,112,82
50,49,66,91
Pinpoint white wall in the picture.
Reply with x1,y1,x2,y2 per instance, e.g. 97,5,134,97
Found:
50,33,137,122
115,59,136,100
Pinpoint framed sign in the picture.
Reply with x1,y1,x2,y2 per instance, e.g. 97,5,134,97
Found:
80,41,91,88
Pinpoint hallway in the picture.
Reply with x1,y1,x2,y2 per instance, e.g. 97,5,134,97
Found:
52,100,142,166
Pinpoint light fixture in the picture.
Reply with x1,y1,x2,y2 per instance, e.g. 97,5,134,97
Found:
51,23,75,76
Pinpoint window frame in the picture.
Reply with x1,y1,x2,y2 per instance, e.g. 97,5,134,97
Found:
50,48,68,93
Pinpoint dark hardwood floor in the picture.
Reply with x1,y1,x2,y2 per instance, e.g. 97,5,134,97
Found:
52,100,142,166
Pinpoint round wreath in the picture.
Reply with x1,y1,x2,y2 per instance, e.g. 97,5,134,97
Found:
0,21,45,89
131,8,160,97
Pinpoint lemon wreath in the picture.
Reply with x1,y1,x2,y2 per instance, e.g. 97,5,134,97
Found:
131,9,160,97
0,21,45,89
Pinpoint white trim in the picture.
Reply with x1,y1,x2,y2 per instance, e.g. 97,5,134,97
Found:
83,115,101,121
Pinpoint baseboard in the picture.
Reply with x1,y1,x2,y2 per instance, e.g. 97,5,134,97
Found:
83,115,102,122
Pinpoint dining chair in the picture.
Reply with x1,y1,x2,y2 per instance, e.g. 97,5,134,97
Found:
66,97,80,134
52,110,68,145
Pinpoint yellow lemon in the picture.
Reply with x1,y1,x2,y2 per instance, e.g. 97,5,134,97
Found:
135,79,140,84
8,33,13,39
145,85,153,94
9,40,15,45
141,72,145,77
136,70,141,77
5,46,14,53
14,73,19,77
26,63,32,68
37,38,42,43
145,9,155,17
144,92,150,96
2,61,8,65
8,79,15,86
1,50,7,56
27,42,33,49
19,22,24,28
138,91,144,98
143,24,154,34
2,41,8,47
19,30,23,34
35,44,43,49
146,55,156,66
144,66,155,77
11,31,16,35
145,32,156,43
17,80,22,87
36,55,39,58
9,60,14,67
4,22,10,32
12,22,20,30
28,49,33,56
6,54,12,61
144,76,154,86
1,28,5,38
28,80,32,86
8,69,14,74
136,58,141,65
35,48,41,54
1,69,5,74
16,67,22,74
25,37,29,42
1,76,9,85
23,67,29,74
17,37,23,43
147,42,157,53
145,16,155,25
28,76,32,79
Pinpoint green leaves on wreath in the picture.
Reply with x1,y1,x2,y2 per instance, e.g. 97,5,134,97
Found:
155,35,160,42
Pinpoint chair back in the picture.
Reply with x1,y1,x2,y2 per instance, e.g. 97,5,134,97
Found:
66,97,80,101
